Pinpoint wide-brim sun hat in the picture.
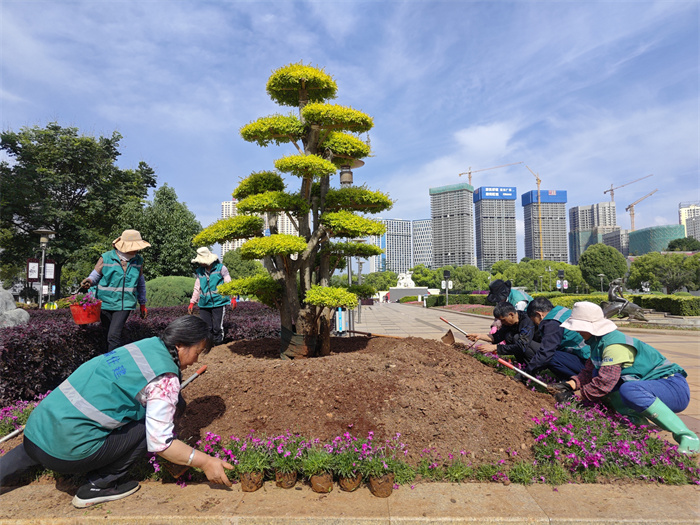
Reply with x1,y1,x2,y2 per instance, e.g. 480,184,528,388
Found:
113,230,151,252
560,301,617,336
192,247,218,265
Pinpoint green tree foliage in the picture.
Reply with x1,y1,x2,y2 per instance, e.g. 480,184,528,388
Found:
0,123,156,295
628,252,699,293
222,248,264,280
450,265,491,292
362,271,398,291
146,276,197,307
409,265,440,288
577,244,628,291
195,63,388,356
667,237,700,252
497,260,584,293
490,260,515,276
114,185,201,280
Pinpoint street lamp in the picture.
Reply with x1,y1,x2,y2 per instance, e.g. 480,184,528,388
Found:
546,266,552,291
33,227,56,309
538,275,543,292
598,273,606,293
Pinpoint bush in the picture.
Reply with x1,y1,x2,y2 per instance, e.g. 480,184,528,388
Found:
627,295,700,316
399,295,418,303
0,302,280,403
145,276,196,307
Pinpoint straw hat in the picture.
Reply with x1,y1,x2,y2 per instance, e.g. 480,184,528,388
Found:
560,301,617,336
112,230,151,252
191,247,218,266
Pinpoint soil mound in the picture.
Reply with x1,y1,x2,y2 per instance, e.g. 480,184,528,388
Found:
177,336,555,465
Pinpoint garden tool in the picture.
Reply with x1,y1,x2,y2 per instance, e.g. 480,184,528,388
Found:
495,358,549,389
641,398,700,454
346,330,405,340
439,317,477,350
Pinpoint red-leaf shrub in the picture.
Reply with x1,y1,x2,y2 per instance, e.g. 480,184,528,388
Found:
0,302,279,403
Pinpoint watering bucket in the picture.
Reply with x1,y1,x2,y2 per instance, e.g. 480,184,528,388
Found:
70,301,102,325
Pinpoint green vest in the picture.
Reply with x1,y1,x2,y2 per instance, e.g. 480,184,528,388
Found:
94,250,143,311
588,330,685,382
508,289,533,308
196,263,229,308
25,337,179,460
543,306,591,359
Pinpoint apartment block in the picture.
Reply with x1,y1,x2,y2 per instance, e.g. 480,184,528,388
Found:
429,183,475,267
473,186,517,271
367,219,413,274
679,202,700,235
602,228,630,257
522,190,568,262
412,219,432,268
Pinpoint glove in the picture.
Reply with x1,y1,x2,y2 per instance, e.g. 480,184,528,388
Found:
230,297,237,308
140,305,148,319
80,278,92,290
188,302,195,315
548,382,575,403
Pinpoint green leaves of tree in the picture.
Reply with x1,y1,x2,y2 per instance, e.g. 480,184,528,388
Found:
236,191,310,215
323,241,384,258
302,103,373,132
578,244,628,290
240,114,305,147
266,63,338,107
304,285,358,309
324,186,393,213
218,274,282,308
193,216,264,246
275,154,337,179
239,234,307,259
320,211,386,238
233,171,286,200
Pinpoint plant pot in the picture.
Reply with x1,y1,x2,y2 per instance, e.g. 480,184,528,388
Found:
69,302,101,325
338,472,362,492
275,469,297,489
240,471,264,492
309,472,333,493
368,473,394,498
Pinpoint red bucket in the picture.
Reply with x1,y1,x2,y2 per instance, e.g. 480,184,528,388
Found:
70,301,102,325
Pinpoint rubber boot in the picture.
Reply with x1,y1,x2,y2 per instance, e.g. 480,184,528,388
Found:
641,398,700,454
606,391,648,426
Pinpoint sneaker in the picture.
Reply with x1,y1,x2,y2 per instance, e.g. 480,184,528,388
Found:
72,480,140,508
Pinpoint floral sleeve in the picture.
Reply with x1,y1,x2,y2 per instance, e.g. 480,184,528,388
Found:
139,373,181,453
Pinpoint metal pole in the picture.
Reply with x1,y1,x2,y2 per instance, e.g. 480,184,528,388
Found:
38,244,46,309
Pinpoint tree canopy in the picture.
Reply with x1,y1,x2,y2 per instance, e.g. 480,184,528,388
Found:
628,252,699,293
114,184,201,280
578,244,628,291
0,123,156,294
667,237,700,252
222,248,264,280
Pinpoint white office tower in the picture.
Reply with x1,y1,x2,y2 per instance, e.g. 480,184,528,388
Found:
686,216,700,242
473,187,517,271
569,201,619,263
602,229,631,257
366,219,413,274
412,219,432,268
522,190,568,262
679,202,700,235
430,183,475,268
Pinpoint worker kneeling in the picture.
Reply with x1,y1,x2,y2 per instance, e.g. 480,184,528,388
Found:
0,316,233,507
525,297,589,380
553,301,699,455
468,302,537,364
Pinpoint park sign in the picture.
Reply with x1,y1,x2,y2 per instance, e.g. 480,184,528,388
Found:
26,258,55,282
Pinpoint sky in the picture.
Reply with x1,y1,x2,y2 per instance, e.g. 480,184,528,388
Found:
2,0,698,262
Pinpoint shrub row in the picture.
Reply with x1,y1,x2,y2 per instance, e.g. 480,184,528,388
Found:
626,295,700,316
0,302,280,404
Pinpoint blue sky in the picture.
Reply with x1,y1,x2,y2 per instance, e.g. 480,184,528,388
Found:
2,0,698,261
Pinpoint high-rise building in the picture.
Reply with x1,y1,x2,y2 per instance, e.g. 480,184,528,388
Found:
679,202,700,235
686,216,700,242
367,219,413,274
602,229,630,257
412,219,432,268
522,190,568,262
568,201,618,264
429,183,475,267
628,224,686,255
473,186,517,271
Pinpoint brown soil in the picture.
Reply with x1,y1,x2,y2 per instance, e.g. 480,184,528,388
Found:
175,336,555,465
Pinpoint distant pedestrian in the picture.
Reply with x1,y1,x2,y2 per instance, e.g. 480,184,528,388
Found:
188,247,234,345
551,301,699,454
80,230,150,352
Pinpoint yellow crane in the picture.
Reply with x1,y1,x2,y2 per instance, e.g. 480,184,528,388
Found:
626,189,658,231
525,165,544,260
458,161,523,186
604,174,654,202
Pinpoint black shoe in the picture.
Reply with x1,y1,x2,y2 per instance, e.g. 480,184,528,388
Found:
72,480,140,508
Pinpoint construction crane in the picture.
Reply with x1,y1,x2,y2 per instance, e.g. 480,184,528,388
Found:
525,165,544,260
604,174,654,202
458,161,523,186
626,189,658,231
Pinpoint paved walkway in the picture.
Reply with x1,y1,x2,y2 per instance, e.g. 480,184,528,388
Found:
2,303,699,524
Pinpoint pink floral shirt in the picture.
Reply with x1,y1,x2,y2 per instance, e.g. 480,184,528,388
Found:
136,373,180,453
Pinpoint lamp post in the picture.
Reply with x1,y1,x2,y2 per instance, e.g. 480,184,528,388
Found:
598,273,606,293
33,227,56,309
546,266,552,291
538,275,543,292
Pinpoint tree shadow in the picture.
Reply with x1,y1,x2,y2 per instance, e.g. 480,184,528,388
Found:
175,395,227,444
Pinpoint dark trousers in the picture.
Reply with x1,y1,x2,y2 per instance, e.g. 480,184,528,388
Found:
100,310,132,352
199,306,225,344
547,351,586,379
0,442,40,486
24,420,147,488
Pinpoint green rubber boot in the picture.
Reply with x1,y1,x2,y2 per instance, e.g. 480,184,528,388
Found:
641,398,700,454
606,391,648,426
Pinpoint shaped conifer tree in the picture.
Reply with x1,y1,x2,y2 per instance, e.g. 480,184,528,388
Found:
194,63,392,358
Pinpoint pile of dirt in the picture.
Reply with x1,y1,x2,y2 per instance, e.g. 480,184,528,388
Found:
176,336,556,465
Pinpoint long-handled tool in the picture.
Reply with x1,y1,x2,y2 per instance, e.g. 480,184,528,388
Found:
439,317,478,350
346,330,405,340
495,358,548,389
0,365,209,445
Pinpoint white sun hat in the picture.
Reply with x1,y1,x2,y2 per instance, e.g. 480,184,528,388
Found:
560,301,618,336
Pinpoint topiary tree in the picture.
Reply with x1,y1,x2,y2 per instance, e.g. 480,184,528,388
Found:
578,244,628,291
194,63,391,358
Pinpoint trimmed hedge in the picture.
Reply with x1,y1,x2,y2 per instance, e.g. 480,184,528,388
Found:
626,295,700,316
146,276,197,307
0,302,280,404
